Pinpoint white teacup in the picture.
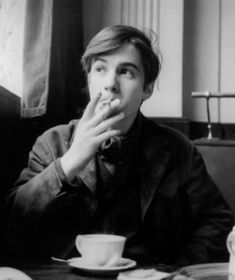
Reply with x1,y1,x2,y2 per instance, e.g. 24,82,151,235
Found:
75,234,126,267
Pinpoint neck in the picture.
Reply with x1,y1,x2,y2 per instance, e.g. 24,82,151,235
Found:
115,112,139,135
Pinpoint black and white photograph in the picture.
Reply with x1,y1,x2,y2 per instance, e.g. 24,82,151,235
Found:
0,1,235,279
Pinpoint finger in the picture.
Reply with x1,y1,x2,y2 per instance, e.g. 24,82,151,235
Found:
90,105,111,127
95,129,121,144
82,93,102,120
92,112,124,135
96,98,120,114
89,99,121,128
110,98,121,110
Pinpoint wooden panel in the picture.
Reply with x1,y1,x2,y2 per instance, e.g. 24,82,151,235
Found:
196,142,235,217
150,117,189,137
190,121,235,140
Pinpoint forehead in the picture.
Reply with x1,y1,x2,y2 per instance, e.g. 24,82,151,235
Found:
93,43,143,70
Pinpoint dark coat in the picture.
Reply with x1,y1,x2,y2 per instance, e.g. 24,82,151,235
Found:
8,115,233,267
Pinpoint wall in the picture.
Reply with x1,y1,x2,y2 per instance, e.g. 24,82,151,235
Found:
83,0,184,118
83,0,235,124
183,0,235,123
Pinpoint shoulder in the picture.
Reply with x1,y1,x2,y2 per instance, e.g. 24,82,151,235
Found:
41,119,78,142
141,116,194,161
141,117,206,180
33,119,79,154
142,117,193,148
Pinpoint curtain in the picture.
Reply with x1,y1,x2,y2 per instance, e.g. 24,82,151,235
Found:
21,0,85,120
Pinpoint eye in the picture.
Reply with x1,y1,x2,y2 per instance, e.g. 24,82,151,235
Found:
119,68,134,78
95,65,105,72
91,60,107,73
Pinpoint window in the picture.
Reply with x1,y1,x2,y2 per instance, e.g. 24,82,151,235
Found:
0,0,26,97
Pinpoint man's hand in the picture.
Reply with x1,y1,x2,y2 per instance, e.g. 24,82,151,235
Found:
61,93,124,181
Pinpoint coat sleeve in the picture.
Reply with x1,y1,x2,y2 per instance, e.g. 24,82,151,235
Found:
177,146,234,266
7,134,95,258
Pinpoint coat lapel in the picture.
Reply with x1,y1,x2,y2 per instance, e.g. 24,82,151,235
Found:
139,128,170,222
78,158,97,194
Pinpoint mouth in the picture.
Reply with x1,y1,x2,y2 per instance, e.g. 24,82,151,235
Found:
100,99,112,109
95,98,122,117
94,99,111,114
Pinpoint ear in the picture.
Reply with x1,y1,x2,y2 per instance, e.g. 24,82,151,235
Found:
143,82,154,101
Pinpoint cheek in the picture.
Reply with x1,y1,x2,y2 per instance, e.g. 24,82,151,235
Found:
88,76,103,97
123,83,144,102
123,90,144,113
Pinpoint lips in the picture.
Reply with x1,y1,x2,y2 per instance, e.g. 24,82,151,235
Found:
95,99,111,115
100,99,112,108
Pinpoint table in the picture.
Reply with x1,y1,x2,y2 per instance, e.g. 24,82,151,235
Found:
0,261,117,280
0,261,231,280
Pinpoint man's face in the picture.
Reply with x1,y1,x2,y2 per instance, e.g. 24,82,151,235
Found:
87,43,153,133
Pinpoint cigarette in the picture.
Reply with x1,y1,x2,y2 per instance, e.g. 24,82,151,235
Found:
101,99,111,109
94,98,111,115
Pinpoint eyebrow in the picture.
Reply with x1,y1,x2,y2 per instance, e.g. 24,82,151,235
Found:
93,57,141,72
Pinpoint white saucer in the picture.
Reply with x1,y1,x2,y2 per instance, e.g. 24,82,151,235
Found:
179,263,229,279
68,257,136,274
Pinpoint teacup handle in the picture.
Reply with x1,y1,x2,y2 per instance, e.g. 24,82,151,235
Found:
75,235,83,255
227,233,235,256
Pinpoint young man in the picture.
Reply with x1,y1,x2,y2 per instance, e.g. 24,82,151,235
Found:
9,25,233,269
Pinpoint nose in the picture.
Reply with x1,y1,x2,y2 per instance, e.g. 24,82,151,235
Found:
104,71,120,94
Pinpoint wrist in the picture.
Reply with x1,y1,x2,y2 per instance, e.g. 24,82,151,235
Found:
60,152,85,182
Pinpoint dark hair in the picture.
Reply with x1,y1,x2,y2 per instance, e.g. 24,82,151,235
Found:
81,25,161,87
